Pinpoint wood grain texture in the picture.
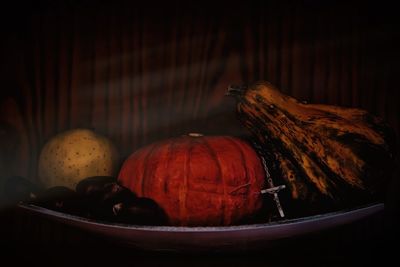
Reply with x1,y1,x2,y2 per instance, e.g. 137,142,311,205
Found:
0,1,398,186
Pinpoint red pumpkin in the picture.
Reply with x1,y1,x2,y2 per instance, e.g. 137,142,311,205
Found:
118,134,265,226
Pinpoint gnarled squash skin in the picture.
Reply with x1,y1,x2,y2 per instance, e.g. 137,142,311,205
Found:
229,81,396,216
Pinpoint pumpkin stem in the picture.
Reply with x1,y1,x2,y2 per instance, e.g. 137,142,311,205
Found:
226,85,247,97
188,133,204,137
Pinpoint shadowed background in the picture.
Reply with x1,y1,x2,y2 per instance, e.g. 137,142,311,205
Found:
1,0,398,181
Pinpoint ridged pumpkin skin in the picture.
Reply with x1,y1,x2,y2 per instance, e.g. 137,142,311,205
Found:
229,81,396,216
118,135,265,226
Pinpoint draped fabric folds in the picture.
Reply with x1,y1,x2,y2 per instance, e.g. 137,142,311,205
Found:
0,1,398,181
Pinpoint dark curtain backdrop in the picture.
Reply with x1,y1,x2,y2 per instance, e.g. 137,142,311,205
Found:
1,1,399,182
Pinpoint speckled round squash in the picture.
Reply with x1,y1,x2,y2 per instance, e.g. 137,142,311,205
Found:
118,134,265,226
38,129,119,189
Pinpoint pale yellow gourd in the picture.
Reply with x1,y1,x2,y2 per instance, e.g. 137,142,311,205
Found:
38,129,119,189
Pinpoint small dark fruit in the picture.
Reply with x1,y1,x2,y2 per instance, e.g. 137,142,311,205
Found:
3,176,41,203
34,186,84,215
85,182,137,220
75,176,116,197
102,183,137,205
113,197,169,225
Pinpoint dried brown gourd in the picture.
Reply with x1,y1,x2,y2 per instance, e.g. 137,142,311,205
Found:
228,81,396,217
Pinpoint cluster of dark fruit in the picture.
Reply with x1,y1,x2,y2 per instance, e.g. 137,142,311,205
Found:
4,176,168,226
